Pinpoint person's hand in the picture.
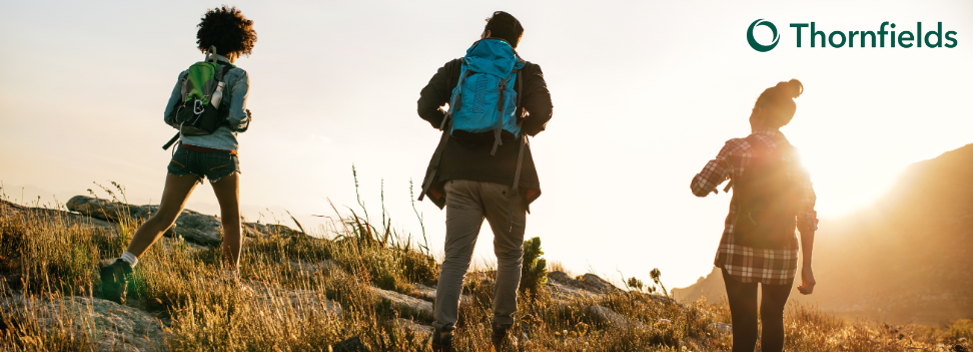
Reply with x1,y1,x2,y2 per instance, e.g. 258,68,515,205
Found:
797,266,816,295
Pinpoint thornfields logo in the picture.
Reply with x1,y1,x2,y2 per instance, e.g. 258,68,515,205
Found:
748,19,780,52
748,19,958,52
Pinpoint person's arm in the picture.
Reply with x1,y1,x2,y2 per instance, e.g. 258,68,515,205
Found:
163,71,187,127
690,141,734,197
797,167,818,294
226,68,251,132
797,229,815,294
417,59,461,129
519,63,553,137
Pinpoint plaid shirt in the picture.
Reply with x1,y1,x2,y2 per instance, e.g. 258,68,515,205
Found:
691,129,817,285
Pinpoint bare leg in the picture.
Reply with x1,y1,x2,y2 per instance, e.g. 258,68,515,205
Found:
126,174,199,257
211,172,241,270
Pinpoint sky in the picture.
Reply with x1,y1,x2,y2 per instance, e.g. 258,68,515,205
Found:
1,0,972,289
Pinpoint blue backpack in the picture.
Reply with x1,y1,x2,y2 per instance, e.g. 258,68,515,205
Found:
439,38,526,155
422,38,529,231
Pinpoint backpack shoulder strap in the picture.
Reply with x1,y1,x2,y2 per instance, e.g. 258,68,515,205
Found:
216,63,235,81
179,69,191,101
440,66,473,131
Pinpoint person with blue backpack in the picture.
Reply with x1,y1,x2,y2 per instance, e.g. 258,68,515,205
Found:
417,11,553,351
100,6,255,303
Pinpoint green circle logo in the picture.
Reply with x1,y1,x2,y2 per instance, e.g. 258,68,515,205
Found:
748,19,780,52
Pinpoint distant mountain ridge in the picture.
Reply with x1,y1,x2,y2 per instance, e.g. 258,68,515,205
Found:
673,143,973,326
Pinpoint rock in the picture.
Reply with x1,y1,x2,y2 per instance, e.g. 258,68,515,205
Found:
411,283,437,301
547,271,575,284
281,289,343,318
167,208,224,244
586,305,650,331
681,337,704,351
546,271,618,295
579,273,619,294
546,279,599,301
245,282,343,318
390,318,434,336
411,283,473,304
331,336,368,352
371,287,433,317
66,196,153,222
67,195,302,245
68,195,222,244
708,322,733,335
1,291,167,352
409,283,473,306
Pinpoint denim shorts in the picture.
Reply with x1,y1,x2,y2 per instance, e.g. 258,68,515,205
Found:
167,146,240,182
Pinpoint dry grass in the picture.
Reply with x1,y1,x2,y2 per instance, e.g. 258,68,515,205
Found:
0,189,970,351
548,261,567,276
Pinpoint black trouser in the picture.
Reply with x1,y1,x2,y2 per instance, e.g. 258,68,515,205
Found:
722,268,792,352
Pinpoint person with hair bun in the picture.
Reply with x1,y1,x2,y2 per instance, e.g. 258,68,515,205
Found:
100,6,256,303
690,79,818,352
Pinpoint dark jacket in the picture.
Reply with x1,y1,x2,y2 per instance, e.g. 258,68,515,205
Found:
418,56,553,210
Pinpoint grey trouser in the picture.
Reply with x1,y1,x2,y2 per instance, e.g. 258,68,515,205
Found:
432,180,527,332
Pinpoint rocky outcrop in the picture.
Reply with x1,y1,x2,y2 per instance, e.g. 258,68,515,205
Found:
391,318,434,336
1,291,167,352
586,305,651,331
248,283,344,319
371,287,433,317
411,283,437,301
410,283,474,307
546,271,621,296
708,322,732,335
578,273,620,294
65,196,156,223
67,195,302,245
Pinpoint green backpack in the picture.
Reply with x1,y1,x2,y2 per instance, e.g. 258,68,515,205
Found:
162,46,234,150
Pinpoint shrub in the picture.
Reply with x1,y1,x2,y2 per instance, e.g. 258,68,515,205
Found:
520,237,547,295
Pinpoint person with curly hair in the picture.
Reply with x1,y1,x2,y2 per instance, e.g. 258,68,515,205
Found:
100,6,257,303
690,79,818,352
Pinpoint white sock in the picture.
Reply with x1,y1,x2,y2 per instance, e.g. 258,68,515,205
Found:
120,251,139,268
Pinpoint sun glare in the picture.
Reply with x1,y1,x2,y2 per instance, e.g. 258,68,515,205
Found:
797,142,904,217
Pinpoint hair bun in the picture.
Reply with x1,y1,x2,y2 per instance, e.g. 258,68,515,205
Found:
776,79,803,99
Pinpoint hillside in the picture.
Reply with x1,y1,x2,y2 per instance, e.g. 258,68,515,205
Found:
673,143,973,326
0,186,970,350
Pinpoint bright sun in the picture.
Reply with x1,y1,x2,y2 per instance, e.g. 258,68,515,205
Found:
795,140,905,218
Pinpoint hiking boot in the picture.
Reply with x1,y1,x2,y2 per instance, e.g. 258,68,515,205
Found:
100,259,132,304
491,324,509,346
431,331,453,352
492,324,517,350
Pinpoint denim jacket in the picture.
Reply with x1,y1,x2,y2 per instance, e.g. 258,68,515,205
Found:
163,55,250,151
